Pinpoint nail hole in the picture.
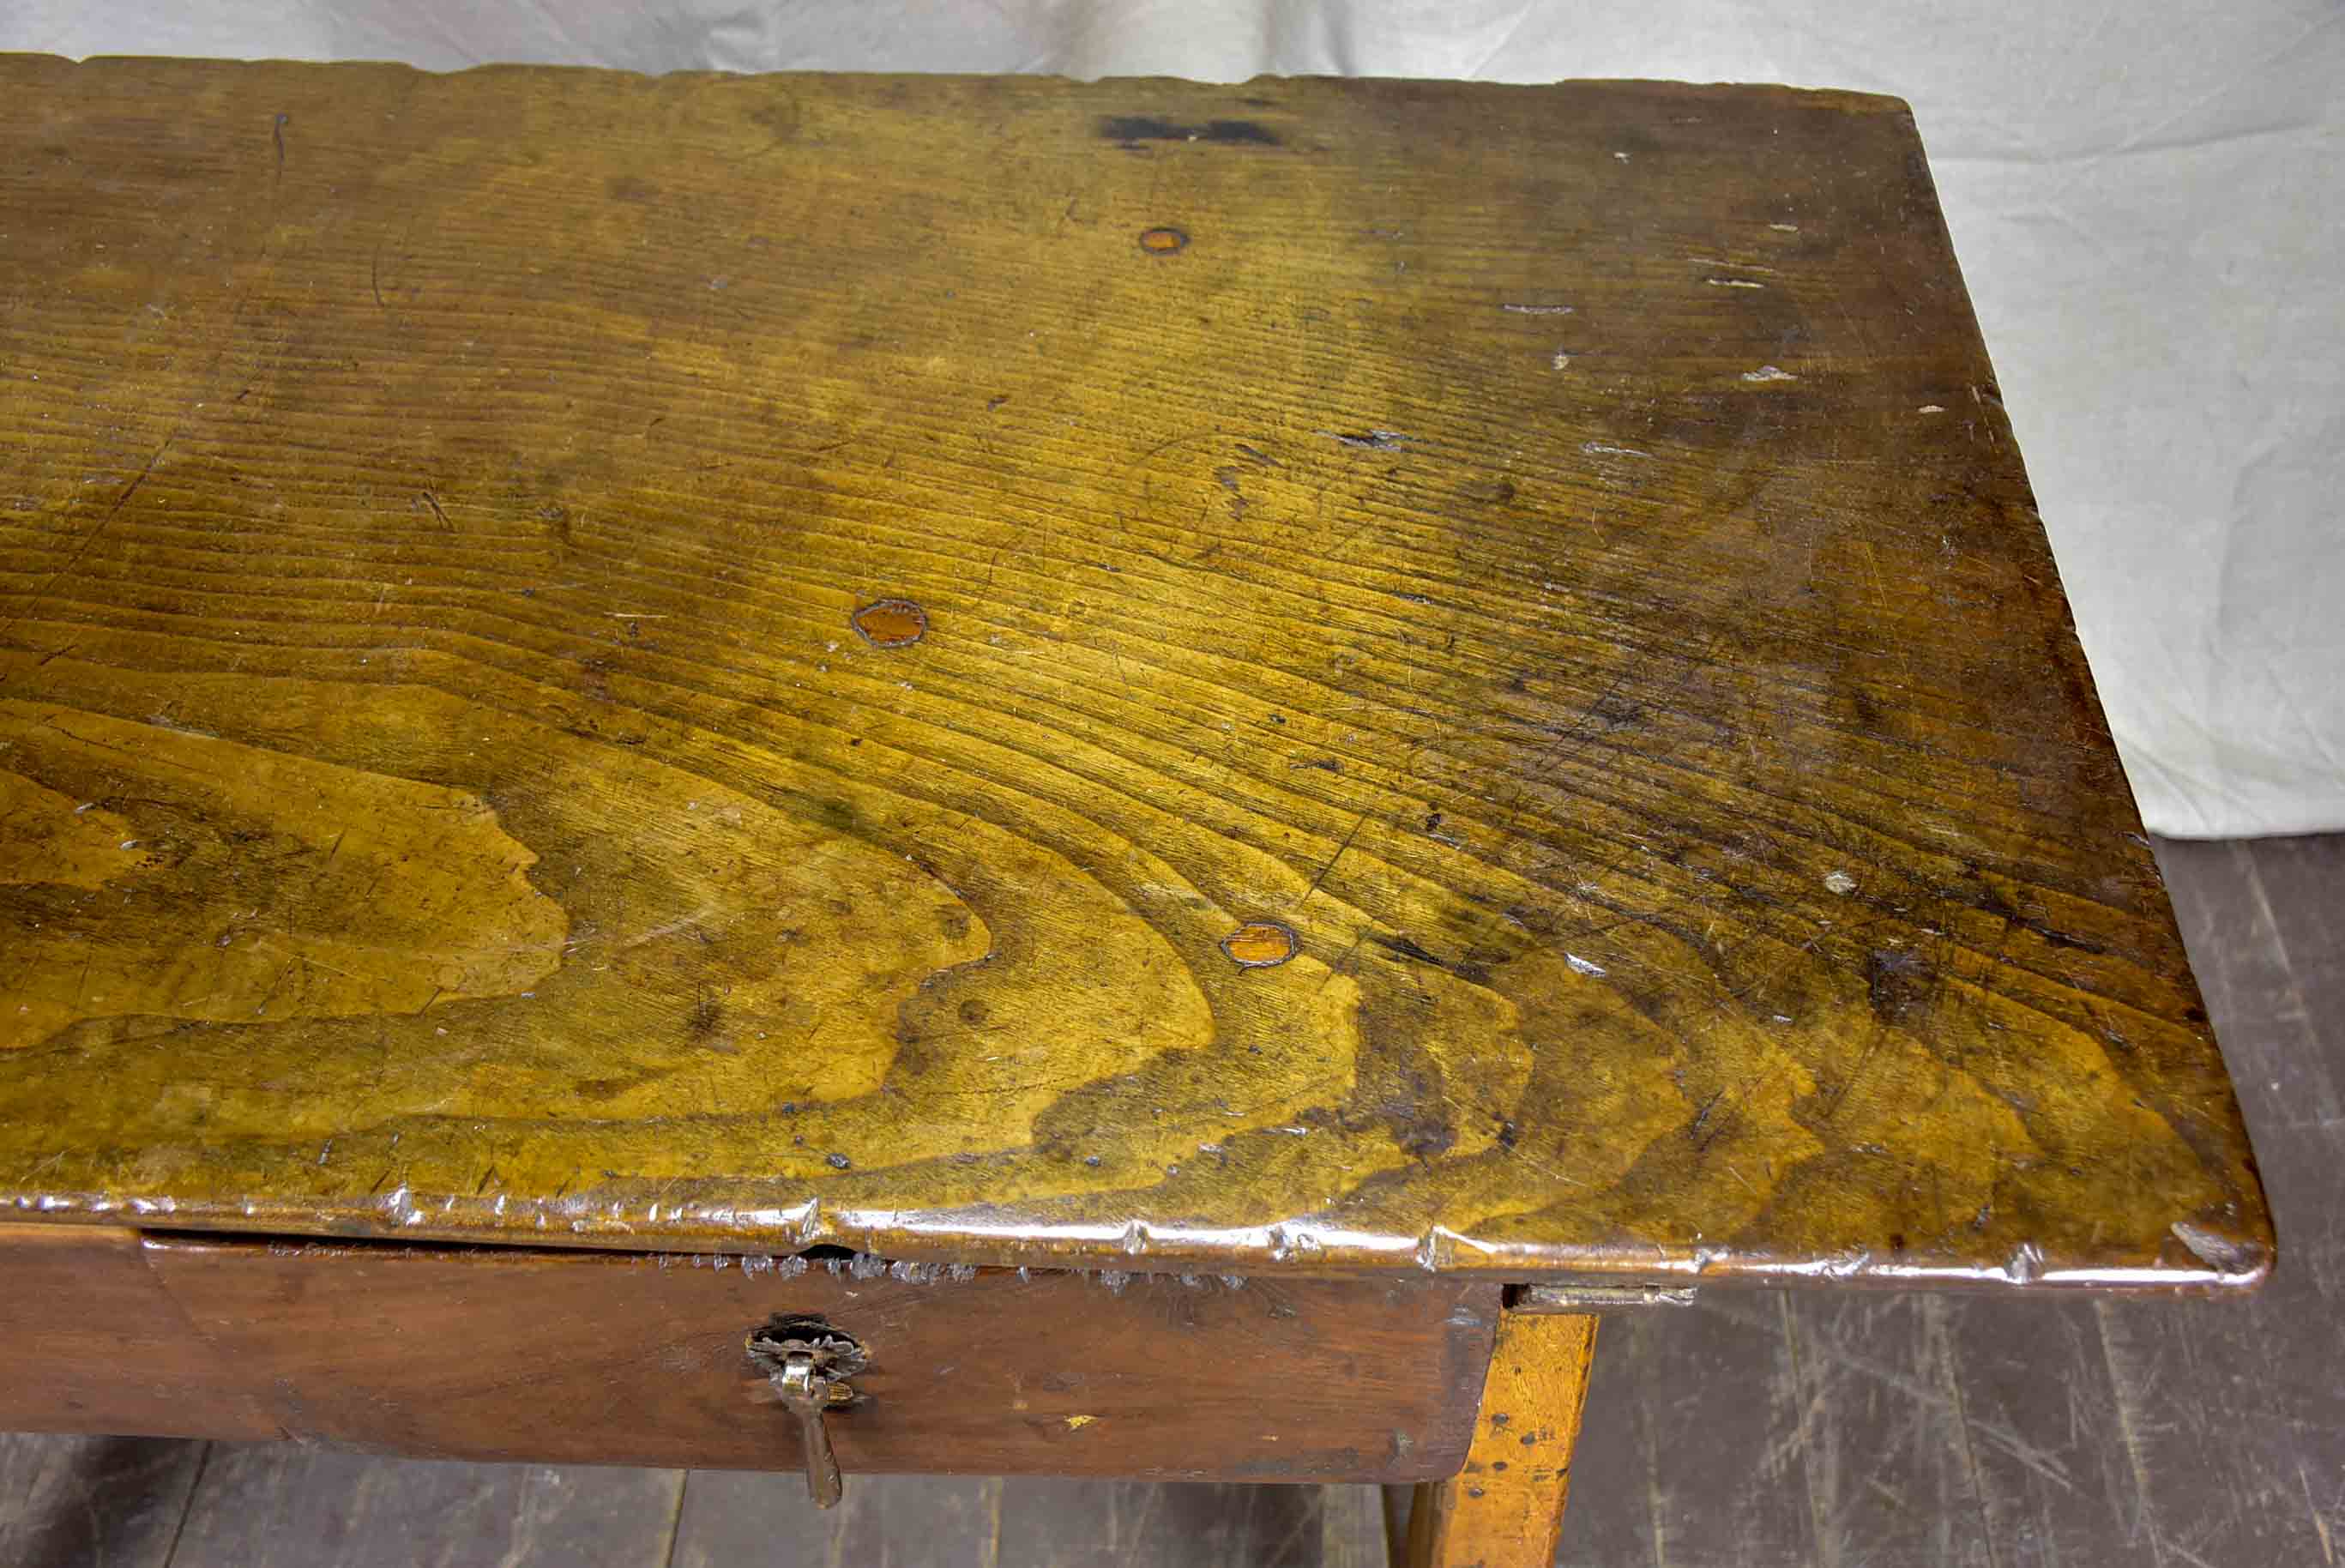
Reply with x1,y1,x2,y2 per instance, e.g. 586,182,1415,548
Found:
1137,226,1189,256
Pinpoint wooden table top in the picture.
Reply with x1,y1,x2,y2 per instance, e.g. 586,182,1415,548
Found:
0,56,2269,1291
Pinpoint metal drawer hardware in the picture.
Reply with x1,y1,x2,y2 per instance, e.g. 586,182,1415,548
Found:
745,1315,869,1508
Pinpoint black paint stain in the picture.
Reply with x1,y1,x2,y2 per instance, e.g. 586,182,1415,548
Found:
1942,871,2109,955
1377,1069,1456,1160
1589,695,1646,732
1371,932,1448,969
1099,116,1281,147
1401,1119,1456,1159
1864,949,1935,1027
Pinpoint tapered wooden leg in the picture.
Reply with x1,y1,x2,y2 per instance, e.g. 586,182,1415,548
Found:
1404,1312,1597,1568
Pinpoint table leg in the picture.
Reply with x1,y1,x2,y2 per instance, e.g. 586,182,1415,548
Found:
1402,1311,1597,1567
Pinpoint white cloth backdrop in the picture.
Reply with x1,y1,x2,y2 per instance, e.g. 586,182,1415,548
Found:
9,2,2341,838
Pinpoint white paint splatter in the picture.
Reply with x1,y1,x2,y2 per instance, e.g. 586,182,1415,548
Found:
1919,403,1946,413
1742,365,1799,383
1552,351,1572,371
1769,222,1800,232
1706,277,1765,289
1565,952,1607,977
1824,870,1857,895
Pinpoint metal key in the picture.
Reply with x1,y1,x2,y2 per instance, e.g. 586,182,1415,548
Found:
746,1317,867,1509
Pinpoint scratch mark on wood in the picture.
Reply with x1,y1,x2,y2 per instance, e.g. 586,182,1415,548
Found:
1299,810,1370,907
0,437,170,639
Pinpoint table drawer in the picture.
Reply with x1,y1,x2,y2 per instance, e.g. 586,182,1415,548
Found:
0,1225,1496,1483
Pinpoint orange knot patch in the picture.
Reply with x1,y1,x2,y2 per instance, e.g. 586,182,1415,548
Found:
1221,920,1298,968
851,599,928,648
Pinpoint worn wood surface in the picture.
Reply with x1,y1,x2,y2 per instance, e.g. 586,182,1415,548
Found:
0,1225,279,1443
2,1229,1492,1481
1406,1312,1595,1567
0,56,2266,1290
1558,832,2345,1565
2,835,2334,1565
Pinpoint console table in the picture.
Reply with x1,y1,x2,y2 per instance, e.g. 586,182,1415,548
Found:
0,57,2270,1565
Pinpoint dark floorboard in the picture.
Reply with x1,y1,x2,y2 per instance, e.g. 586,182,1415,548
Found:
990,1479,1331,1566
666,1472,1368,1567
0,1434,204,1568
2,835,2337,1566
672,1471,998,1568
161,1447,680,1568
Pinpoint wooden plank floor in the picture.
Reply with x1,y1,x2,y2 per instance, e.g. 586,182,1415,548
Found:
3,834,2337,1567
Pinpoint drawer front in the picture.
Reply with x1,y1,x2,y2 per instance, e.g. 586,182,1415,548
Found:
1,1225,1496,1483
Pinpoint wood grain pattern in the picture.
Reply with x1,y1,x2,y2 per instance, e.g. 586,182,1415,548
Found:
6,1227,1493,1481
0,57,2267,1291
4,841,2333,1568
1406,1312,1595,1567
0,1224,278,1442
1560,834,2345,1567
